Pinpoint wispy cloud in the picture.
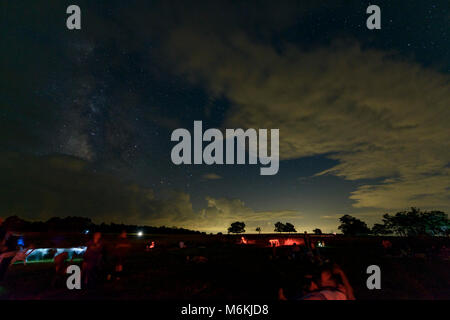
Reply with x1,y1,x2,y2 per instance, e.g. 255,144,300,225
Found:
163,30,450,211
202,173,223,180
0,153,302,232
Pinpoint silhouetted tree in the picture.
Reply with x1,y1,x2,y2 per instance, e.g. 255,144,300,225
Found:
313,228,322,235
284,222,296,233
422,210,449,235
255,227,261,234
338,215,371,236
45,216,92,232
274,222,296,233
4,216,28,230
379,208,448,236
274,222,285,233
228,221,246,234
371,223,390,235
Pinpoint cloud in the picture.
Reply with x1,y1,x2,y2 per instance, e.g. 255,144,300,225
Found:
202,173,223,180
189,197,302,232
0,152,191,225
349,171,450,210
162,30,450,211
0,152,301,232
321,215,342,220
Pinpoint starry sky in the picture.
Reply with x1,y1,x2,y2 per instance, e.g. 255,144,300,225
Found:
1,0,449,233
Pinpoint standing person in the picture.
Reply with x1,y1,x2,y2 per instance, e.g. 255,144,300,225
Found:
52,251,69,288
382,239,392,255
0,218,19,281
0,218,6,247
0,231,18,281
82,232,104,287
271,241,277,259
291,243,300,260
109,230,131,281
304,231,311,251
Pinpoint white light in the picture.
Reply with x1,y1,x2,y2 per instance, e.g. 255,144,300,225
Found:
137,231,143,237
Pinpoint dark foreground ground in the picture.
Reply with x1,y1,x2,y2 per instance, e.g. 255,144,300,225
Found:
1,234,449,300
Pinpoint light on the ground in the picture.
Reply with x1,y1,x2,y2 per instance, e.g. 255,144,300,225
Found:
137,231,143,237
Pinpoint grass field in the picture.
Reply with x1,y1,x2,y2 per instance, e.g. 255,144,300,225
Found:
1,234,449,300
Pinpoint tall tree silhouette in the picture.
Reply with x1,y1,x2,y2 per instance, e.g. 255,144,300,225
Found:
284,222,296,233
379,208,448,236
338,215,371,236
228,221,246,234
274,222,285,233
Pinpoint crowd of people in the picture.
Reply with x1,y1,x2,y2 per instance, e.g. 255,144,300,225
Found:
0,218,132,288
78,231,132,287
2,216,449,299
278,263,355,300
3,218,355,300
270,234,355,300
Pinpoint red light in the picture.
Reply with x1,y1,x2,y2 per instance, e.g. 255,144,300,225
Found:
269,239,280,247
269,238,305,247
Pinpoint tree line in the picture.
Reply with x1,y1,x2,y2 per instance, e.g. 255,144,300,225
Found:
0,216,202,234
3,207,447,237
227,221,322,234
227,208,449,237
350,207,449,237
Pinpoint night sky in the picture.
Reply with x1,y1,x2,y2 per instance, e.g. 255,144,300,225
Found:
1,0,449,233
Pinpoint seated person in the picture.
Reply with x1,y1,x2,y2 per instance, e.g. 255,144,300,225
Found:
279,263,355,300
